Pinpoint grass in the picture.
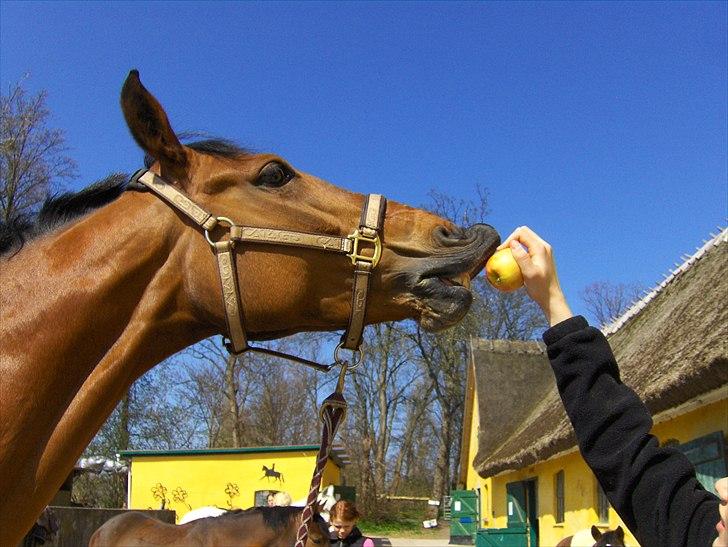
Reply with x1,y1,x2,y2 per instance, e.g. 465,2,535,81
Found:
359,517,450,538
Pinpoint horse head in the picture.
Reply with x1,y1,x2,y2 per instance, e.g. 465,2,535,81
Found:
121,70,500,346
592,525,626,547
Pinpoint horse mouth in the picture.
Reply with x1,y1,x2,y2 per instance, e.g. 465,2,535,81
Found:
406,229,499,331
411,269,477,331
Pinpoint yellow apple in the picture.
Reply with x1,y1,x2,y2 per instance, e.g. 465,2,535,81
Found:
485,247,524,292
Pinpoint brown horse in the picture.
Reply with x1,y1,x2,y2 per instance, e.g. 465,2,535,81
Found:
0,70,499,545
89,506,330,547
556,525,626,547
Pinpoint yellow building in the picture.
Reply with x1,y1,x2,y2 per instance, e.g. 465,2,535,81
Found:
120,445,348,521
460,230,727,546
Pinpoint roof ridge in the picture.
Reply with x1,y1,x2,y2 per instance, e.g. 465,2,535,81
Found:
601,227,727,336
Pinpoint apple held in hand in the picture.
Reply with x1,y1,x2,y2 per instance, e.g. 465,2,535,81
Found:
485,247,524,292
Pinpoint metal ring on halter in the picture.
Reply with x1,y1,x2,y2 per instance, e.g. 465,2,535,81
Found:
204,217,236,247
334,342,363,370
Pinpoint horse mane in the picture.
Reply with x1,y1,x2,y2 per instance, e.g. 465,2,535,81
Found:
0,139,249,256
223,506,326,534
238,506,303,532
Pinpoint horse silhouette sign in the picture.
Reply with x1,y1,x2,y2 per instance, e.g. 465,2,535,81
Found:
262,464,285,483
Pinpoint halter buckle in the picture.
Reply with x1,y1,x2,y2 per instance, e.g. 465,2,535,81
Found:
346,229,381,268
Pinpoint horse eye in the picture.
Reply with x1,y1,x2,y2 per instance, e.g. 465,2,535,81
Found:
256,161,293,188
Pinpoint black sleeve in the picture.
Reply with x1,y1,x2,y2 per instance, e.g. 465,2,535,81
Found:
543,316,719,547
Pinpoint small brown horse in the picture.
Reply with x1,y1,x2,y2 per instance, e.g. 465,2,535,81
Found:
556,525,626,547
0,70,499,545
89,506,330,547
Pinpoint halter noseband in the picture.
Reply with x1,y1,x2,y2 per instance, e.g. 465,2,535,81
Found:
128,169,386,370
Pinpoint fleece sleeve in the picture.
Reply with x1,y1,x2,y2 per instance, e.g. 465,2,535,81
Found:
543,316,719,547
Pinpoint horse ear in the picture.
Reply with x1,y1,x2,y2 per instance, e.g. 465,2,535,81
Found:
616,526,624,541
121,70,188,182
591,525,601,540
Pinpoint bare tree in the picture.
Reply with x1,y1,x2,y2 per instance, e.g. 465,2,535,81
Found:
580,281,643,327
343,321,418,512
0,78,77,222
178,334,329,448
182,340,253,447
388,375,436,495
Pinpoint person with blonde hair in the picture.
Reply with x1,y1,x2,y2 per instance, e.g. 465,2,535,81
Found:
328,500,374,547
273,491,292,507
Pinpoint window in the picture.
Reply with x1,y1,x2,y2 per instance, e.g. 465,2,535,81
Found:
554,470,565,523
676,432,728,491
596,480,610,523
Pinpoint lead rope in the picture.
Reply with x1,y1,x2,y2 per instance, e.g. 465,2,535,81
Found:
294,362,349,547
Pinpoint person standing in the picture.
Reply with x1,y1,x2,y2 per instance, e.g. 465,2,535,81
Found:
328,500,374,547
266,492,276,507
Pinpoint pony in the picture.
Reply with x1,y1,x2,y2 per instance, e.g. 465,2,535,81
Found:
556,525,626,547
0,70,500,545
89,506,330,547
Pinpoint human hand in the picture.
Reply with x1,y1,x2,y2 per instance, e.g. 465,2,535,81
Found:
715,477,727,547
497,226,573,326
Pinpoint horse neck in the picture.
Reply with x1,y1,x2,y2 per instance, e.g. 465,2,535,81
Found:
0,191,207,470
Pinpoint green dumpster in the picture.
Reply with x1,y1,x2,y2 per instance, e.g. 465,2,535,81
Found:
476,524,529,547
449,489,479,544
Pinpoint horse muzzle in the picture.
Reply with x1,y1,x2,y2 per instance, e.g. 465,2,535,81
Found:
404,223,500,330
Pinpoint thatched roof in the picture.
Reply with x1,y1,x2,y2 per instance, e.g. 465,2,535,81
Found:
472,229,728,478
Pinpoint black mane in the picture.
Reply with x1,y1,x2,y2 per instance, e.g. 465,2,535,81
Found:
0,140,249,256
222,506,327,535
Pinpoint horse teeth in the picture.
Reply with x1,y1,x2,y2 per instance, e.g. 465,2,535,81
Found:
442,275,465,287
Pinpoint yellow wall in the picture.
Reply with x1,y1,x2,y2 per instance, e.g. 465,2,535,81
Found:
489,452,640,547
652,399,727,445
128,450,340,521
464,390,494,527
465,392,726,547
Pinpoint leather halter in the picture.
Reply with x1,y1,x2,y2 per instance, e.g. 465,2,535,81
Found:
128,169,386,370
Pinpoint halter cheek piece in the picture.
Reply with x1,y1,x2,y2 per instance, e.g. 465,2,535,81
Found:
128,169,386,371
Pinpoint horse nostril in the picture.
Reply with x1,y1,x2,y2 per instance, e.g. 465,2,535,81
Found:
435,225,466,241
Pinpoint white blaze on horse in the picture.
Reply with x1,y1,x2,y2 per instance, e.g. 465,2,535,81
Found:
0,70,500,545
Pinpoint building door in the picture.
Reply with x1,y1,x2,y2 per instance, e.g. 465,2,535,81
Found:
677,431,728,491
450,489,480,541
506,479,538,547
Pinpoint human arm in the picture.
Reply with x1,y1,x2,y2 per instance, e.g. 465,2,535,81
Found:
502,226,720,546
545,317,719,547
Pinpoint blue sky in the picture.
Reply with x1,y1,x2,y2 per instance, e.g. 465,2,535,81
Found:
1,1,726,321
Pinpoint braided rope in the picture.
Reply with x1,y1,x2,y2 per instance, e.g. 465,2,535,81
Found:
294,369,348,547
